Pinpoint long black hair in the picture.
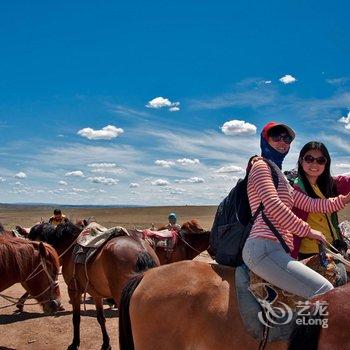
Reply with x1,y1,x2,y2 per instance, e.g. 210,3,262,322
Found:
297,141,337,198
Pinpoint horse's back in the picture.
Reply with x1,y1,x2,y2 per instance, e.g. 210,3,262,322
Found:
129,261,263,350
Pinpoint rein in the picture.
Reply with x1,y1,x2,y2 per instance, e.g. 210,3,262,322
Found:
0,253,59,309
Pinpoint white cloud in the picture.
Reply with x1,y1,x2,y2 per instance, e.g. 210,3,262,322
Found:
146,97,180,111
335,163,350,169
15,172,27,179
155,160,175,168
58,180,68,186
151,179,170,186
77,125,124,140
326,77,349,85
177,158,200,165
279,74,297,84
88,163,117,168
0,177,6,182
129,182,140,188
221,120,257,136
175,177,205,184
91,168,124,175
338,112,350,130
65,170,84,177
87,177,119,185
72,188,88,193
88,162,123,175
265,80,272,84
216,165,244,174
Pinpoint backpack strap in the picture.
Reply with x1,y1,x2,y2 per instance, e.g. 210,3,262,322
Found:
261,212,291,253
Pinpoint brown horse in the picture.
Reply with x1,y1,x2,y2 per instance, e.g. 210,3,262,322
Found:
29,221,160,350
131,220,211,265
119,260,350,350
288,281,350,349
0,235,62,314
119,259,349,350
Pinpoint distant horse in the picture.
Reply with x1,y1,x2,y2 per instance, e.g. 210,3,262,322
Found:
29,221,160,350
131,220,211,265
119,261,297,350
0,235,62,314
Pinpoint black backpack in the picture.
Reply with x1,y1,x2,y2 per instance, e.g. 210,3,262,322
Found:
210,158,290,267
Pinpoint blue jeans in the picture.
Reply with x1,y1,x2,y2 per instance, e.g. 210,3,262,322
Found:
242,238,334,299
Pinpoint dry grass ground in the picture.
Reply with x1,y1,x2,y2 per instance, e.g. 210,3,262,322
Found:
0,204,217,230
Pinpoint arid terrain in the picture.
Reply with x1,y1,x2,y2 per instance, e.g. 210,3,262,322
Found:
1,204,350,350
0,205,217,350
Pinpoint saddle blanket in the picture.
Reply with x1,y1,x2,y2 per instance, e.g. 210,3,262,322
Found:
74,224,129,264
142,228,177,242
77,222,129,248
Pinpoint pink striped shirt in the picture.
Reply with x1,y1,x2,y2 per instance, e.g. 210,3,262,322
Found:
247,160,346,251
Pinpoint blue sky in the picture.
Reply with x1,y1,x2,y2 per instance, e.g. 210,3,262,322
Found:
1,1,350,205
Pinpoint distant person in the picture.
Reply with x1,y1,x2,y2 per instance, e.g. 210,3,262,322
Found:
166,213,181,231
49,209,69,227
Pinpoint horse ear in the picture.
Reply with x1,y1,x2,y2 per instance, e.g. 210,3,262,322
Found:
38,242,48,258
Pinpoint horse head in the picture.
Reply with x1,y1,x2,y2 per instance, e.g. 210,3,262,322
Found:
23,241,62,314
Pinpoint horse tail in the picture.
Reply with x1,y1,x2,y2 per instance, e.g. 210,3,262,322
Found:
288,313,323,350
119,273,144,350
135,251,158,272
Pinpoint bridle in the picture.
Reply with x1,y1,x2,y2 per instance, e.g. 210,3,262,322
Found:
0,247,59,309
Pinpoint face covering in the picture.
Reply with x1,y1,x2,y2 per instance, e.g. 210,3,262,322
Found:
260,133,289,169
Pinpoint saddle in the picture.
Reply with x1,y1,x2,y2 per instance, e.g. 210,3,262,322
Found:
73,223,129,264
141,229,178,252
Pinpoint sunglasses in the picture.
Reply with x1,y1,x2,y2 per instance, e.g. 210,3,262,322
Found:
270,134,293,144
303,154,327,165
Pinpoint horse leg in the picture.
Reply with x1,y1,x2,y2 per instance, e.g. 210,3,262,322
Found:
67,291,82,350
95,297,111,350
16,291,29,311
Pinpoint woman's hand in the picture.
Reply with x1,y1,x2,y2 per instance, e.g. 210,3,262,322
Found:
250,156,264,166
307,228,327,244
343,192,350,204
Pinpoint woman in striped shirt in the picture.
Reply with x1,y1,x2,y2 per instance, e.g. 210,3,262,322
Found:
242,122,350,299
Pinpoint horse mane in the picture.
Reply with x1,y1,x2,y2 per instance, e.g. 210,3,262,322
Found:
28,221,81,247
181,220,204,234
0,236,60,279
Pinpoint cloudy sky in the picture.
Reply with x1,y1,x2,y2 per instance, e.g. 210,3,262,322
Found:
1,1,350,205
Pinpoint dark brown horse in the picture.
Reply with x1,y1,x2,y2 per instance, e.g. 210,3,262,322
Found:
0,235,62,314
119,260,350,350
29,222,160,350
131,220,211,265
